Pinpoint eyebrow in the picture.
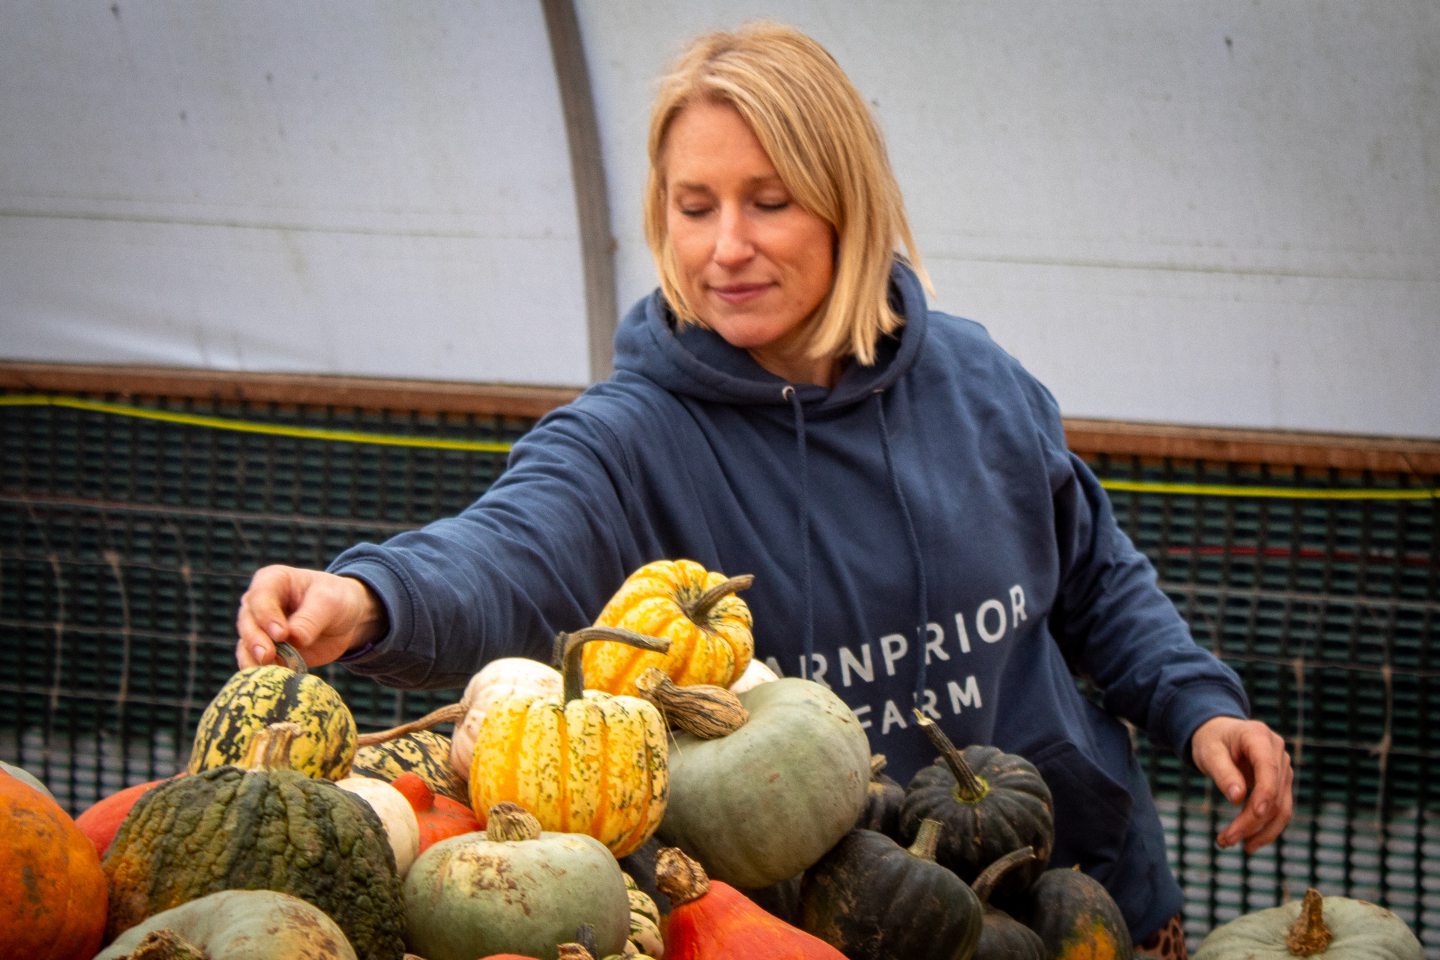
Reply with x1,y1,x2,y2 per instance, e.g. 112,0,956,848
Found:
669,174,786,192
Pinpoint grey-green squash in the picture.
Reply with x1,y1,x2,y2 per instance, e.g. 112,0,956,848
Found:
656,677,871,889
104,722,406,960
1194,888,1421,960
94,889,357,960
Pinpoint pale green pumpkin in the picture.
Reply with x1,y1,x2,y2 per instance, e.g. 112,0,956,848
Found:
1195,888,1421,960
403,802,631,960
95,889,358,960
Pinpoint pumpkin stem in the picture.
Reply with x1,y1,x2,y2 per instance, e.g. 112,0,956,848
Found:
273,641,308,674
557,626,672,703
655,845,711,906
684,573,755,621
354,702,467,746
485,801,544,842
1285,888,1334,957
870,753,889,779
635,667,748,738
912,709,988,802
240,721,301,772
122,928,209,960
971,846,1037,905
908,817,945,862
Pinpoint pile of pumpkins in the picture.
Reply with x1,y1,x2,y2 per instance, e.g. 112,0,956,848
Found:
1,558,1425,960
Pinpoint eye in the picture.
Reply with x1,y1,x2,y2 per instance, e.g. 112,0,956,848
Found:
677,205,712,219
754,198,790,212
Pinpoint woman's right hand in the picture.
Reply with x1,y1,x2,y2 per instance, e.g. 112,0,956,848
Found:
234,565,387,669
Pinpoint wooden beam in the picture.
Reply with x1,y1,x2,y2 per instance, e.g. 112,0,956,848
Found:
4,361,1437,474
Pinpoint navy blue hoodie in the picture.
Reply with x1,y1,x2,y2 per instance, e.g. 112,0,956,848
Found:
331,262,1250,939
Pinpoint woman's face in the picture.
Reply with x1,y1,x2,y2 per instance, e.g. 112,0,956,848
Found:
661,100,838,387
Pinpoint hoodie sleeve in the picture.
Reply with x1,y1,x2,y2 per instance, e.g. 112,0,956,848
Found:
1018,369,1251,760
324,399,652,690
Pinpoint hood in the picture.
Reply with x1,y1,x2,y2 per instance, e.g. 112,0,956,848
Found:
613,261,931,408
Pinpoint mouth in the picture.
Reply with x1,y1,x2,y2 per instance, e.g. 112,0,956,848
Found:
709,282,772,305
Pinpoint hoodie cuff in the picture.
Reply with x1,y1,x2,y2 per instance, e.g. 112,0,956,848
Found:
325,558,409,667
1163,680,1251,766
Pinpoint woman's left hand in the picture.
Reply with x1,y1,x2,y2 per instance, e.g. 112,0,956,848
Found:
1190,715,1294,853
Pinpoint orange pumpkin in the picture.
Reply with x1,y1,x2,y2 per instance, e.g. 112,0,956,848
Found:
657,845,846,960
74,775,179,857
584,559,754,695
390,771,483,853
0,771,109,960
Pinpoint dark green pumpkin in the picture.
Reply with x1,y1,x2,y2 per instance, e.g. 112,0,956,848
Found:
799,818,984,960
855,753,906,840
899,714,1054,897
105,722,406,960
1017,866,1134,960
971,848,1045,960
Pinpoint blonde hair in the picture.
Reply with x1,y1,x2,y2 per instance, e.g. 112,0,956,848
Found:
643,22,929,366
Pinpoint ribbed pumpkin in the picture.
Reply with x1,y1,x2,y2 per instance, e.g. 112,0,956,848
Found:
469,627,671,858
1194,888,1422,960
900,712,1054,897
624,872,666,959
584,559,754,694
798,819,984,960
187,641,357,780
657,846,847,960
353,729,469,804
94,889,358,960
657,677,871,889
403,802,632,960
0,770,108,960
105,722,406,960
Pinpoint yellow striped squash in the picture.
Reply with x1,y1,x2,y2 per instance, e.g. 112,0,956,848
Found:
469,627,671,858
352,730,468,805
584,559,754,695
187,644,357,780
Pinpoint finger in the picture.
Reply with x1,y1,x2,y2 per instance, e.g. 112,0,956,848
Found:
1243,757,1295,852
1193,736,1248,807
234,602,276,667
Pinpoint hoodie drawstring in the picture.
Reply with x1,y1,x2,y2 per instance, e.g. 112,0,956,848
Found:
783,385,816,680
873,392,931,706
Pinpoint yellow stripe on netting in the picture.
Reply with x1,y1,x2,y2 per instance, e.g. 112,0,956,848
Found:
4,393,1436,500
1099,478,1438,501
0,393,516,453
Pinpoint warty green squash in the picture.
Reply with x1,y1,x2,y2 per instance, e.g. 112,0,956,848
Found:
105,721,407,960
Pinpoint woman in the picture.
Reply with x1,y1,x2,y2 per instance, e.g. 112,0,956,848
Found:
236,22,1291,956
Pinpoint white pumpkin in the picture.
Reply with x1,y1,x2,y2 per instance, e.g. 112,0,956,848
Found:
449,657,563,780
336,775,421,877
728,657,780,695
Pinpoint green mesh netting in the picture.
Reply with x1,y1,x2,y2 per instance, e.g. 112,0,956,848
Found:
2,393,1435,951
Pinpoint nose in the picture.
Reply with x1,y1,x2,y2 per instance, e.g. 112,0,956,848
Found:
712,207,754,267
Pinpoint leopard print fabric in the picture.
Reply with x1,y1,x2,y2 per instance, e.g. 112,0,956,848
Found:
1136,912,1189,960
